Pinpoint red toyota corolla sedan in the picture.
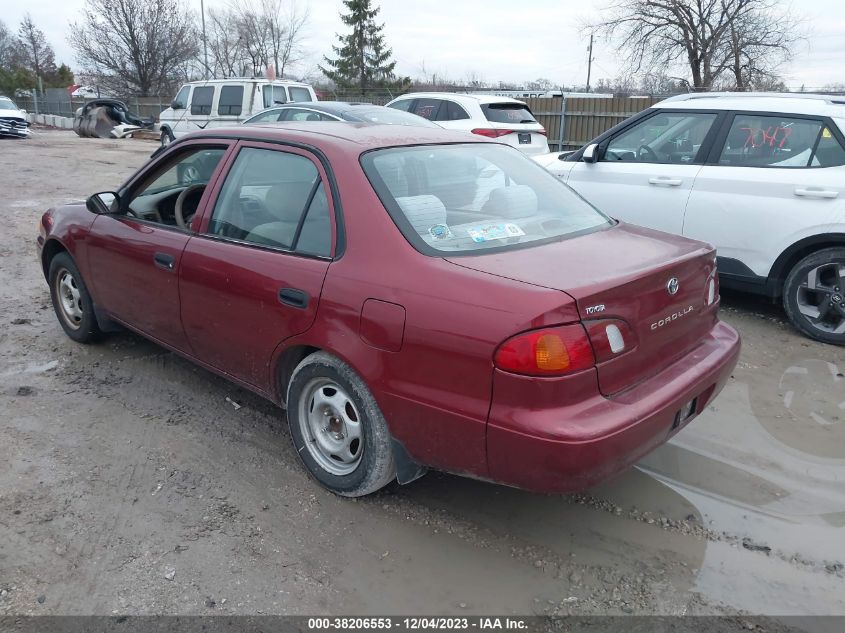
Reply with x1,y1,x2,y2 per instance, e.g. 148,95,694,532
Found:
37,123,740,497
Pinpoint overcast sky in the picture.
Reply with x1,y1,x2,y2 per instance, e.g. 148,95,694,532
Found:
6,0,845,91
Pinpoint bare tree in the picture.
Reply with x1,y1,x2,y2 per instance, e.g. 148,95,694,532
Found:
18,14,56,79
69,0,199,96
0,20,18,69
594,0,801,90
723,4,800,90
207,8,247,78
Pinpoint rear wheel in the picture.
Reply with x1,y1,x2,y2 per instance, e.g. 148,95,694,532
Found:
286,352,396,496
783,247,845,345
48,252,102,343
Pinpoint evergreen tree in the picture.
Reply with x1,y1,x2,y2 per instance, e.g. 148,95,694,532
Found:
320,0,409,95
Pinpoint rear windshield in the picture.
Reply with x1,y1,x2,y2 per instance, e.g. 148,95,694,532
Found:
361,144,611,255
481,102,537,124
347,106,438,127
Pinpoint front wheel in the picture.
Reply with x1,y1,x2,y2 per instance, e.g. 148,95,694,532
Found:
783,247,845,345
48,252,102,343
287,352,396,496
160,128,174,148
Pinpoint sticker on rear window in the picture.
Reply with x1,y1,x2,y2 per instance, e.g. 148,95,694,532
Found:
466,223,525,243
428,223,453,240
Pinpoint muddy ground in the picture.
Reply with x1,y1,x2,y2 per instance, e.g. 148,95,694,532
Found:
1,130,844,623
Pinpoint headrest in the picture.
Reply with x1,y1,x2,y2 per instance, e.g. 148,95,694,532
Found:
482,185,538,218
396,195,447,233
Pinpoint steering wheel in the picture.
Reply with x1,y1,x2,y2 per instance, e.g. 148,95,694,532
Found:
638,144,659,162
175,184,206,229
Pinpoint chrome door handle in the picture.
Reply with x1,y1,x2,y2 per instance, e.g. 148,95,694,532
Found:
648,177,683,186
794,187,839,199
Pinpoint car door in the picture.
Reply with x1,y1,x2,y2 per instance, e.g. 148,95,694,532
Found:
85,141,232,350
179,142,336,392
167,84,192,137
208,84,245,129
684,112,845,278
565,109,722,234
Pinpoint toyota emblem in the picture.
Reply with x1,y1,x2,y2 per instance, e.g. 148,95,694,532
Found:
667,277,680,295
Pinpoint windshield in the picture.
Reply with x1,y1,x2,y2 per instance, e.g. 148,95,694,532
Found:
361,144,612,255
0,97,18,110
346,107,438,127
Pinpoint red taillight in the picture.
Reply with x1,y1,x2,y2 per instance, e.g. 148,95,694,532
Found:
471,128,515,138
536,128,547,136
494,324,595,376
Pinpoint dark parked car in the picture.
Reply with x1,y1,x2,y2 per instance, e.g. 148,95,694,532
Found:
243,101,438,128
37,122,740,497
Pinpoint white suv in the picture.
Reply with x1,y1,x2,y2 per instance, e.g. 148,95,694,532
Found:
386,92,549,156
535,93,845,345
158,78,317,147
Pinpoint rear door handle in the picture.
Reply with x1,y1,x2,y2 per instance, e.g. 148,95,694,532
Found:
153,252,175,270
648,177,683,186
278,287,309,309
794,187,839,199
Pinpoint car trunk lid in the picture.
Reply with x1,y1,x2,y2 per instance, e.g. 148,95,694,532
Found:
446,223,718,395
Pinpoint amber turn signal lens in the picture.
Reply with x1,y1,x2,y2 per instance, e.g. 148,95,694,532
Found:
535,334,570,371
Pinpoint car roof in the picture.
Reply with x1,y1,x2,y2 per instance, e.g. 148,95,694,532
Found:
391,92,528,106
186,121,486,151
655,92,845,118
182,78,312,87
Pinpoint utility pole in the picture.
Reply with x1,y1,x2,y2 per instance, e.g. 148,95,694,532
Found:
200,0,209,79
586,33,593,93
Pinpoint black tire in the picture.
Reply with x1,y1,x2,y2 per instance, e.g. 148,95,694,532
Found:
48,252,102,343
287,351,396,497
783,247,845,346
160,127,174,148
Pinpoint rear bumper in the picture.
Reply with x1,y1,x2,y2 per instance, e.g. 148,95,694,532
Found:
486,321,741,493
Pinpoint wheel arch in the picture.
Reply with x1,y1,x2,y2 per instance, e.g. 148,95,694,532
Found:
273,344,322,407
41,237,69,279
767,233,845,297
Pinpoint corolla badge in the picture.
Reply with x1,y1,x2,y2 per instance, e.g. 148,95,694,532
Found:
667,277,680,295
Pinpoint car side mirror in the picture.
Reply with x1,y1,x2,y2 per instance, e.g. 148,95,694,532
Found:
86,191,120,215
582,143,598,163
171,99,183,110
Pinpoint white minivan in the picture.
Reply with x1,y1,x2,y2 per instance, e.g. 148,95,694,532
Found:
158,78,317,147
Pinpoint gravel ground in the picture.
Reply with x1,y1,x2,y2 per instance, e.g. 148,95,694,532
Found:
1,130,844,623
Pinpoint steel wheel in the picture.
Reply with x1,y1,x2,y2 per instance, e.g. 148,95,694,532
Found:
298,377,364,476
795,262,845,335
54,267,84,330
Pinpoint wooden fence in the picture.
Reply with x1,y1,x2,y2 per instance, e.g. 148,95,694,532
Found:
523,96,662,151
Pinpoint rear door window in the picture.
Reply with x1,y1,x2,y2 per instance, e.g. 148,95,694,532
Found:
718,114,845,168
481,103,537,124
207,147,331,256
289,86,313,102
218,85,244,116
411,99,442,121
190,86,214,115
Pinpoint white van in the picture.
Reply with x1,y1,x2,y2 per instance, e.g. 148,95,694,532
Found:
158,78,317,147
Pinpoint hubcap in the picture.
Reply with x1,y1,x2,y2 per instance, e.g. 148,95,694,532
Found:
796,263,845,335
55,268,83,330
298,378,363,476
